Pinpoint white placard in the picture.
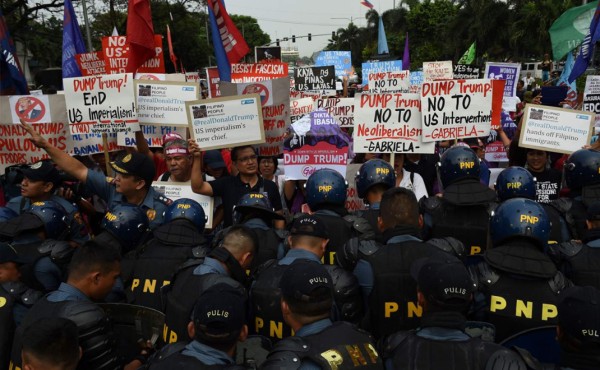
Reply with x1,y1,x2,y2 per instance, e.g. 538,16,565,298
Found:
368,70,410,93
8,95,52,124
423,61,453,82
152,181,214,228
135,80,199,126
315,98,354,127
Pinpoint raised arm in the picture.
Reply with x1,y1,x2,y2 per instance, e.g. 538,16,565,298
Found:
135,130,153,160
21,121,89,183
188,139,213,196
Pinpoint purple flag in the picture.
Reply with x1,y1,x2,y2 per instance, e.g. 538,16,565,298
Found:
62,0,87,78
403,33,410,71
0,8,28,95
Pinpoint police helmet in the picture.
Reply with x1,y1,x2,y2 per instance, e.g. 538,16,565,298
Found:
305,169,348,209
489,198,550,248
27,201,69,240
233,192,284,225
355,159,396,199
164,198,207,232
0,207,18,223
495,166,536,201
564,149,600,191
438,146,480,188
101,204,149,247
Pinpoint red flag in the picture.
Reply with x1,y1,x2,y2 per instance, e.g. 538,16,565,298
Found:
208,0,249,64
166,25,178,72
125,0,155,73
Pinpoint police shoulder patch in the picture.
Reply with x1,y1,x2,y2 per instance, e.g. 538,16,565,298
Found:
155,194,172,206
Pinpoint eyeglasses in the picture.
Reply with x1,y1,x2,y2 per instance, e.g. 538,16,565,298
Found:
238,154,258,164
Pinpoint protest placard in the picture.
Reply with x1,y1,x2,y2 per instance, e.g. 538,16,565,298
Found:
290,98,315,123
368,70,410,93
420,79,493,142
315,51,352,77
345,163,366,212
152,181,214,228
64,73,139,135
484,62,521,97
255,46,282,63
294,66,335,91
185,72,200,84
453,64,480,79
290,90,321,100
187,94,264,151
76,51,107,76
103,35,165,75
283,111,349,180
316,97,354,127
519,104,594,154
206,67,221,98
135,80,199,126
236,80,274,106
409,71,424,93
230,63,288,83
485,141,508,162
582,75,600,131
354,93,434,153
423,61,453,82
9,95,52,124
361,60,403,85
118,125,188,147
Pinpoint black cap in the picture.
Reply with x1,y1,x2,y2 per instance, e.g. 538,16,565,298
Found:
0,213,44,238
280,259,333,302
19,160,61,187
558,286,600,345
0,243,27,264
410,254,474,309
290,215,328,239
192,284,246,343
204,150,226,168
110,152,155,186
587,201,600,221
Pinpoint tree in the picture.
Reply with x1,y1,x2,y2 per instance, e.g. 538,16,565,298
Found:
230,14,270,53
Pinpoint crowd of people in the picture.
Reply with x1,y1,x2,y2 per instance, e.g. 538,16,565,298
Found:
1,101,600,370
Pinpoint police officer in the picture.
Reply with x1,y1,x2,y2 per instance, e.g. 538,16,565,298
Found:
261,259,382,369
251,215,363,343
142,284,248,369
471,198,572,342
383,254,528,370
162,226,256,345
97,203,151,255
421,146,497,257
123,198,209,310
20,318,81,370
22,121,171,229
6,160,89,245
354,159,396,235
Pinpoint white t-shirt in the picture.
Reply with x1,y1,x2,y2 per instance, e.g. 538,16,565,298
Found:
398,168,428,201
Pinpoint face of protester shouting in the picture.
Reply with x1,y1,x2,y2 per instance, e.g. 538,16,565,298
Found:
527,150,548,173
114,173,145,196
167,154,192,182
259,157,276,180
235,147,258,177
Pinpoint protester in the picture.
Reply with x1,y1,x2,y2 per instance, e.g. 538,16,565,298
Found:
525,149,561,203
404,153,439,197
382,153,428,200
156,138,193,182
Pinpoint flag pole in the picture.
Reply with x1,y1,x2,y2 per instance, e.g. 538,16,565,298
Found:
80,0,93,51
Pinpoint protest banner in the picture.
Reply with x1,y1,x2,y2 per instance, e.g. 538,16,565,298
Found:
152,181,214,228
8,95,52,124
290,90,321,100
135,80,199,126
519,104,594,154
236,80,274,106
354,93,435,153
294,66,335,91
102,35,165,74
367,70,410,93
316,97,354,127
423,61,453,82
185,72,200,83
345,163,366,212
315,51,352,77
117,125,188,147
63,73,140,135
484,62,521,97
290,98,314,123
409,71,424,93
420,79,493,142
283,111,349,180
206,67,221,98
582,75,600,131
485,141,508,162
491,79,506,129
453,64,480,79
361,60,403,86
76,51,107,76
255,46,281,63
186,94,265,151
230,62,288,83
221,78,291,156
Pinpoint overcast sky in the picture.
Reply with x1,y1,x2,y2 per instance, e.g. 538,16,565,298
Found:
225,0,398,57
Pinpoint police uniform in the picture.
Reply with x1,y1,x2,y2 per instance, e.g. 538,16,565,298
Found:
141,341,246,369
312,209,357,265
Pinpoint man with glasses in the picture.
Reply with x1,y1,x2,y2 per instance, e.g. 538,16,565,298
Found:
189,142,284,228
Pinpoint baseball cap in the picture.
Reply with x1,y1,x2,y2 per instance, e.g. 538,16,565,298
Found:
587,201,600,221
162,132,183,146
410,254,474,309
204,150,226,169
290,215,328,239
280,259,333,302
192,284,246,343
19,160,61,187
558,286,600,345
110,152,155,186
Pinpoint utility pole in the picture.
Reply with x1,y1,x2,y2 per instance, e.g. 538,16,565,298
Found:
81,0,94,51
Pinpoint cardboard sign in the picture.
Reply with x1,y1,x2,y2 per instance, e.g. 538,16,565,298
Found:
361,60,403,85
102,35,165,74
70,133,119,156
409,71,424,93
9,95,52,124
283,111,349,180
187,94,265,151
345,163,366,212
230,63,288,83
118,125,188,147
453,64,480,79
63,73,139,135
316,98,354,127
76,51,107,76
519,104,594,154
236,80,274,106
367,70,410,93
255,46,282,63
485,141,508,162
206,67,221,98
135,80,199,126
290,90,321,100
582,75,600,131
290,98,315,123
484,62,521,97
314,51,352,77
423,61,453,82
420,79,493,142
354,93,435,153
294,66,335,91
152,181,214,228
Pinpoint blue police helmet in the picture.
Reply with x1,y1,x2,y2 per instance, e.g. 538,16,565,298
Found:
305,169,348,209
490,198,550,248
355,159,396,199
564,149,600,191
101,204,149,247
164,198,207,232
495,166,536,201
438,146,480,188
233,192,284,224
27,201,69,240
0,207,18,223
